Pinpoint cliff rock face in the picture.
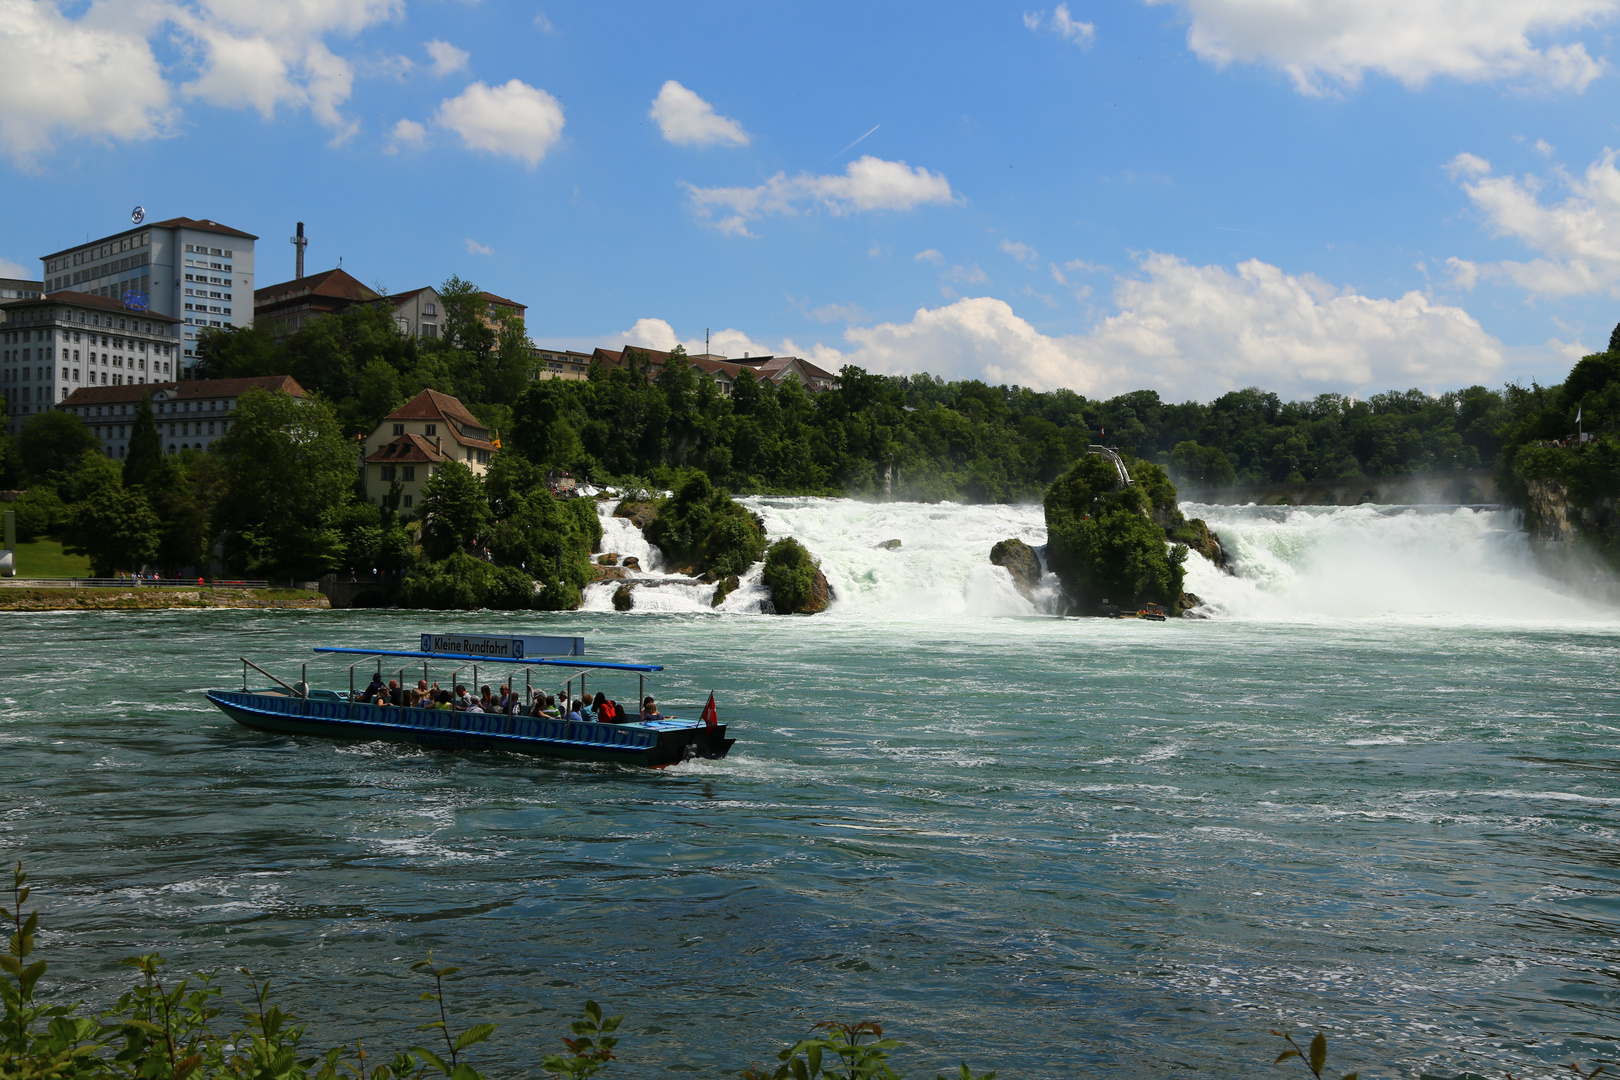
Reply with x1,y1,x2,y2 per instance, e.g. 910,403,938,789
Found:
1170,517,1230,571
613,500,660,530
989,538,1043,599
1527,477,1620,544
803,567,833,614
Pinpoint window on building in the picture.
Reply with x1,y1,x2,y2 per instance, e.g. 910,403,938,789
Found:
403,495,413,508
379,465,395,481
425,424,436,436
392,423,404,436
424,302,436,316
402,466,416,481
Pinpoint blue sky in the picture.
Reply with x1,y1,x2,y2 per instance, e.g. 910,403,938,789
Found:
4,0,1620,402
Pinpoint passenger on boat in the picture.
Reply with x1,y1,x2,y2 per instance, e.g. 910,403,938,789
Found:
435,690,454,711
388,680,404,706
359,673,384,702
566,699,586,723
479,685,494,710
641,697,663,722
592,692,620,723
465,696,484,713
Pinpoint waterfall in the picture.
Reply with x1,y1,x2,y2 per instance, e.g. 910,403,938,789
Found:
579,497,1615,622
1183,502,1615,621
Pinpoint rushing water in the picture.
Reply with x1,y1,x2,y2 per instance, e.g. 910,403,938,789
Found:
4,499,1620,1078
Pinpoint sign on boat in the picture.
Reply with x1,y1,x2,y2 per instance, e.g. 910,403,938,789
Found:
203,632,734,767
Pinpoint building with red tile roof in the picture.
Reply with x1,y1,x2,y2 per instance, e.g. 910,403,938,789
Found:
363,389,498,513
254,268,380,334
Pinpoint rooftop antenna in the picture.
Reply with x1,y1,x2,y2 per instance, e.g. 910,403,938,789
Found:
706,327,709,355
291,222,307,280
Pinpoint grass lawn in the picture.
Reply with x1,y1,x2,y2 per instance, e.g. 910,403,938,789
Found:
11,538,92,577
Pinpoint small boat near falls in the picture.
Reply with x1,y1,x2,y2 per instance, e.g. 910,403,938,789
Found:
204,632,735,768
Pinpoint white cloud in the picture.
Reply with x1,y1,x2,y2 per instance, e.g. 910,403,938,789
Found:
176,0,403,141
435,79,565,167
1001,239,1038,263
388,117,425,151
0,0,174,163
914,248,945,264
1024,4,1096,47
656,255,1502,400
0,256,29,278
465,238,493,255
534,12,555,33
1535,138,1556,156
685,155,957,235
648,80,748,147
1148,0,1616,95
619,319,778,360
0,0,427,160
809,302,868,324
853,256,1502,397
425,39,468,77
943,263,989,285
1450,147,1620,295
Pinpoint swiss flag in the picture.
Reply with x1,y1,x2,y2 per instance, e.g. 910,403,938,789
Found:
700,692,718,728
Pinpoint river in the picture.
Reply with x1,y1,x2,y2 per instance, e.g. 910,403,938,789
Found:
3,499,1619,1078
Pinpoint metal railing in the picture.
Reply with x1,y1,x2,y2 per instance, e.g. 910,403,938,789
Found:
0,577,272,589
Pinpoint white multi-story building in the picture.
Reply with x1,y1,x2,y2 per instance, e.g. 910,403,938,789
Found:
60,374,305,459
37,217,257,376
1,292,181,437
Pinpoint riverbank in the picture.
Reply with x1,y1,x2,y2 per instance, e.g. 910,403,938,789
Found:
0,586,330,610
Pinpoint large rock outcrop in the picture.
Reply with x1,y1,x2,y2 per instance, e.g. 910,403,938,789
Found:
1044,454,1188,615
762,537,833,614
989,538,1043,599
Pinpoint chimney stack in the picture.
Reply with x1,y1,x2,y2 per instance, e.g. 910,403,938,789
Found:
291,221,307,280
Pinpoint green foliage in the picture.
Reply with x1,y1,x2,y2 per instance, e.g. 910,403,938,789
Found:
644,472,766,575
2,488,67,543
762,537,818,614
1044,453,1187,613
16,411,100,486
483,455,596,608
212,389,356,580
146,454,225,574
746,1022,905,1080
417,462,489,560
401,551,533,610
60,452,161,577
1270,1030,1357,1080
122,395,163,491
1168,440,1236,489
540,1000,621,1080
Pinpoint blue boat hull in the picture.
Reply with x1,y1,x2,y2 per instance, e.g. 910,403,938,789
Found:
205,691,734,767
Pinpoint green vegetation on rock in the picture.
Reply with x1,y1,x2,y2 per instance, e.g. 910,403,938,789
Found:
1043,453,1188,614
762,537,831,614
644,472,766,577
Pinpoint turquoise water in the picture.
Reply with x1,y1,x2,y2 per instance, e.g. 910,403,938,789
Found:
5,597,1620,1078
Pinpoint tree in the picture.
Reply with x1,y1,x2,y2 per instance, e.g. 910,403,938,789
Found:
417,460,489,560
148,453,225,573
17,411,100,483
122,393,163,489
60,451,160,576
213,388,357,579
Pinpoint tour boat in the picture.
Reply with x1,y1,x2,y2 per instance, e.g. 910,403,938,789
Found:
204,632,735,768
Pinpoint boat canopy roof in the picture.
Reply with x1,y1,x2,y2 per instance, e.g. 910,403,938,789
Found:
312,647,663,673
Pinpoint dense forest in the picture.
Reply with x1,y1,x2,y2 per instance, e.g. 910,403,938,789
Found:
0,280,1616,588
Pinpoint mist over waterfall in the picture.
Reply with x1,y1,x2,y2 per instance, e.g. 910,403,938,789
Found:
1183,503,1615,622
582,497,1614,623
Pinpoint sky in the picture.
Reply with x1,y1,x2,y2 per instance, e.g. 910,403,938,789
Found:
4,0,1620,403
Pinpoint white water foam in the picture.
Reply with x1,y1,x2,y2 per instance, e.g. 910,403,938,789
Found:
1182,502,1616,622
582,495,1615,624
